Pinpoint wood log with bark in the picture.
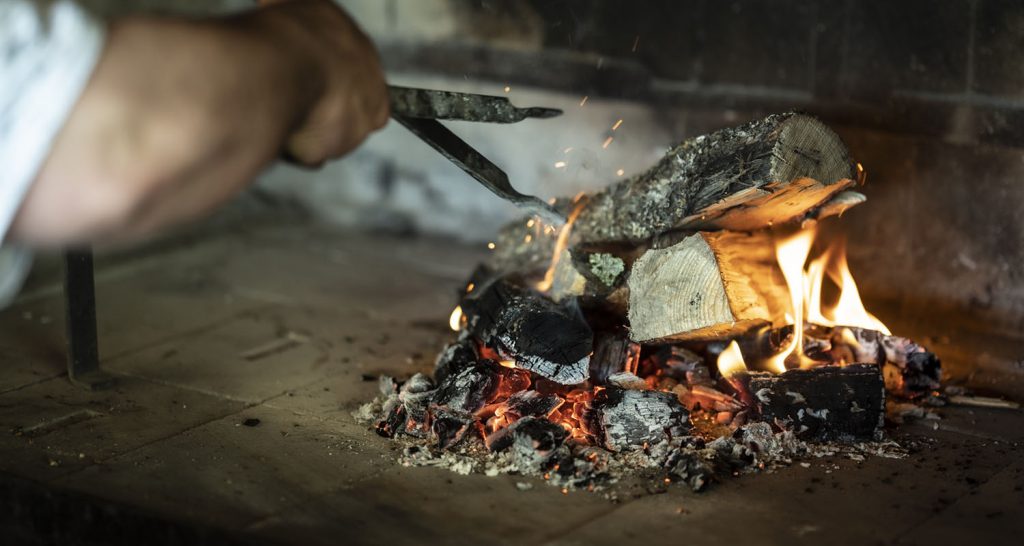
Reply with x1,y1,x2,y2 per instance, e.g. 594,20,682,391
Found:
489,111,862,277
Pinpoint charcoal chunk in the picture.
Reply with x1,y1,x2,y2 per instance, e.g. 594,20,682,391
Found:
501,390,563,420
432,359,502,414
462,277,593,384
485,417,568,472
433,340,479,385
431,409,477,450
580,387,691,452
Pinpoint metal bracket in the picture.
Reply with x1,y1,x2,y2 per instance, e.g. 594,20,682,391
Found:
63,250,115,390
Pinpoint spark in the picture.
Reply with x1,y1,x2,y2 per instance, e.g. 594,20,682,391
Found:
487,242,495,250
554,161,567,169
612,119,623,131
503,85,511,93
563,147,573,154
616,168,625,176
579,96,589,107
632,35,640,52
602,136,614,149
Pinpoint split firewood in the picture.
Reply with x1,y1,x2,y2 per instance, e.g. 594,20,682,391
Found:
461,276,593,384
748,364,885,441
627,230,789,342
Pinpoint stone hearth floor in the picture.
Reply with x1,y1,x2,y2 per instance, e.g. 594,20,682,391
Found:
0,216,1022,545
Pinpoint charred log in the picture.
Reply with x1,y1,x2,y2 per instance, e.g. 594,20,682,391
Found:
748,364,885,441
461,277,593,384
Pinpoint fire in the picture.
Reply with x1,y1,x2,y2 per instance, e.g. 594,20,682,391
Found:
448,306,463,332
766,228,816,372
767,225,890,371
535,196,587,293
716,340,748,379
823,242,890,334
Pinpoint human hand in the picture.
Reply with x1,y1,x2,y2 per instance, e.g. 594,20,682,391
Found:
257,0,389,166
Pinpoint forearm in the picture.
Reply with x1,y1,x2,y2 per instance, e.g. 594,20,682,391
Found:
9,11,325,247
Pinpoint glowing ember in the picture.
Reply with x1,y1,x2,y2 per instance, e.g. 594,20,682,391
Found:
716,340,748,379
448,306,463,332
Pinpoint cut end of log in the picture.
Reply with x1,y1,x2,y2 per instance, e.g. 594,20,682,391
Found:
627,231,788,342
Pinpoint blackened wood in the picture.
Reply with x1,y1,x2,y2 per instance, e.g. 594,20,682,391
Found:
580,387,691,451
433,339,479,385
431,359,503,414
589,330,641,384
748,364,885,441
500,390,563,420
461,277,593,384
431,408,477,450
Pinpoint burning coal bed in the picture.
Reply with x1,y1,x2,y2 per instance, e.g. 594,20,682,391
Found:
357,112,950,497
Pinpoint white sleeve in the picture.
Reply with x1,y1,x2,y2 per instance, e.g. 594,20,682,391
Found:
0,0,106,306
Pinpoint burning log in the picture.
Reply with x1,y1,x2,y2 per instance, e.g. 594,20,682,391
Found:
748,364,885,441
571,112,858,245
580,387,691,452
461,276,593,384
627,231,789,342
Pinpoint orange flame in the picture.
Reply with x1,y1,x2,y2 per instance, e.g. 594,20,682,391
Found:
766,227,816,372
448,306,463,332
767,227,890,371
821,240,890,334
535,196,587,293
716,340,748,379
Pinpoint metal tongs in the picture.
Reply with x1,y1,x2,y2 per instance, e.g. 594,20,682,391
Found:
389,86,567,225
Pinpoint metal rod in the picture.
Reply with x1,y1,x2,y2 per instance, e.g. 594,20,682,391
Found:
63,250,114,390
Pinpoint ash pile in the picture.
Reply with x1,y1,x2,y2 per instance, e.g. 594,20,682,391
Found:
357,112,954,494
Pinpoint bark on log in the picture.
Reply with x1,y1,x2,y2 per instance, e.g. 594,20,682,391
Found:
488,112,859,275
627,231,789,342
571,112,857,245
